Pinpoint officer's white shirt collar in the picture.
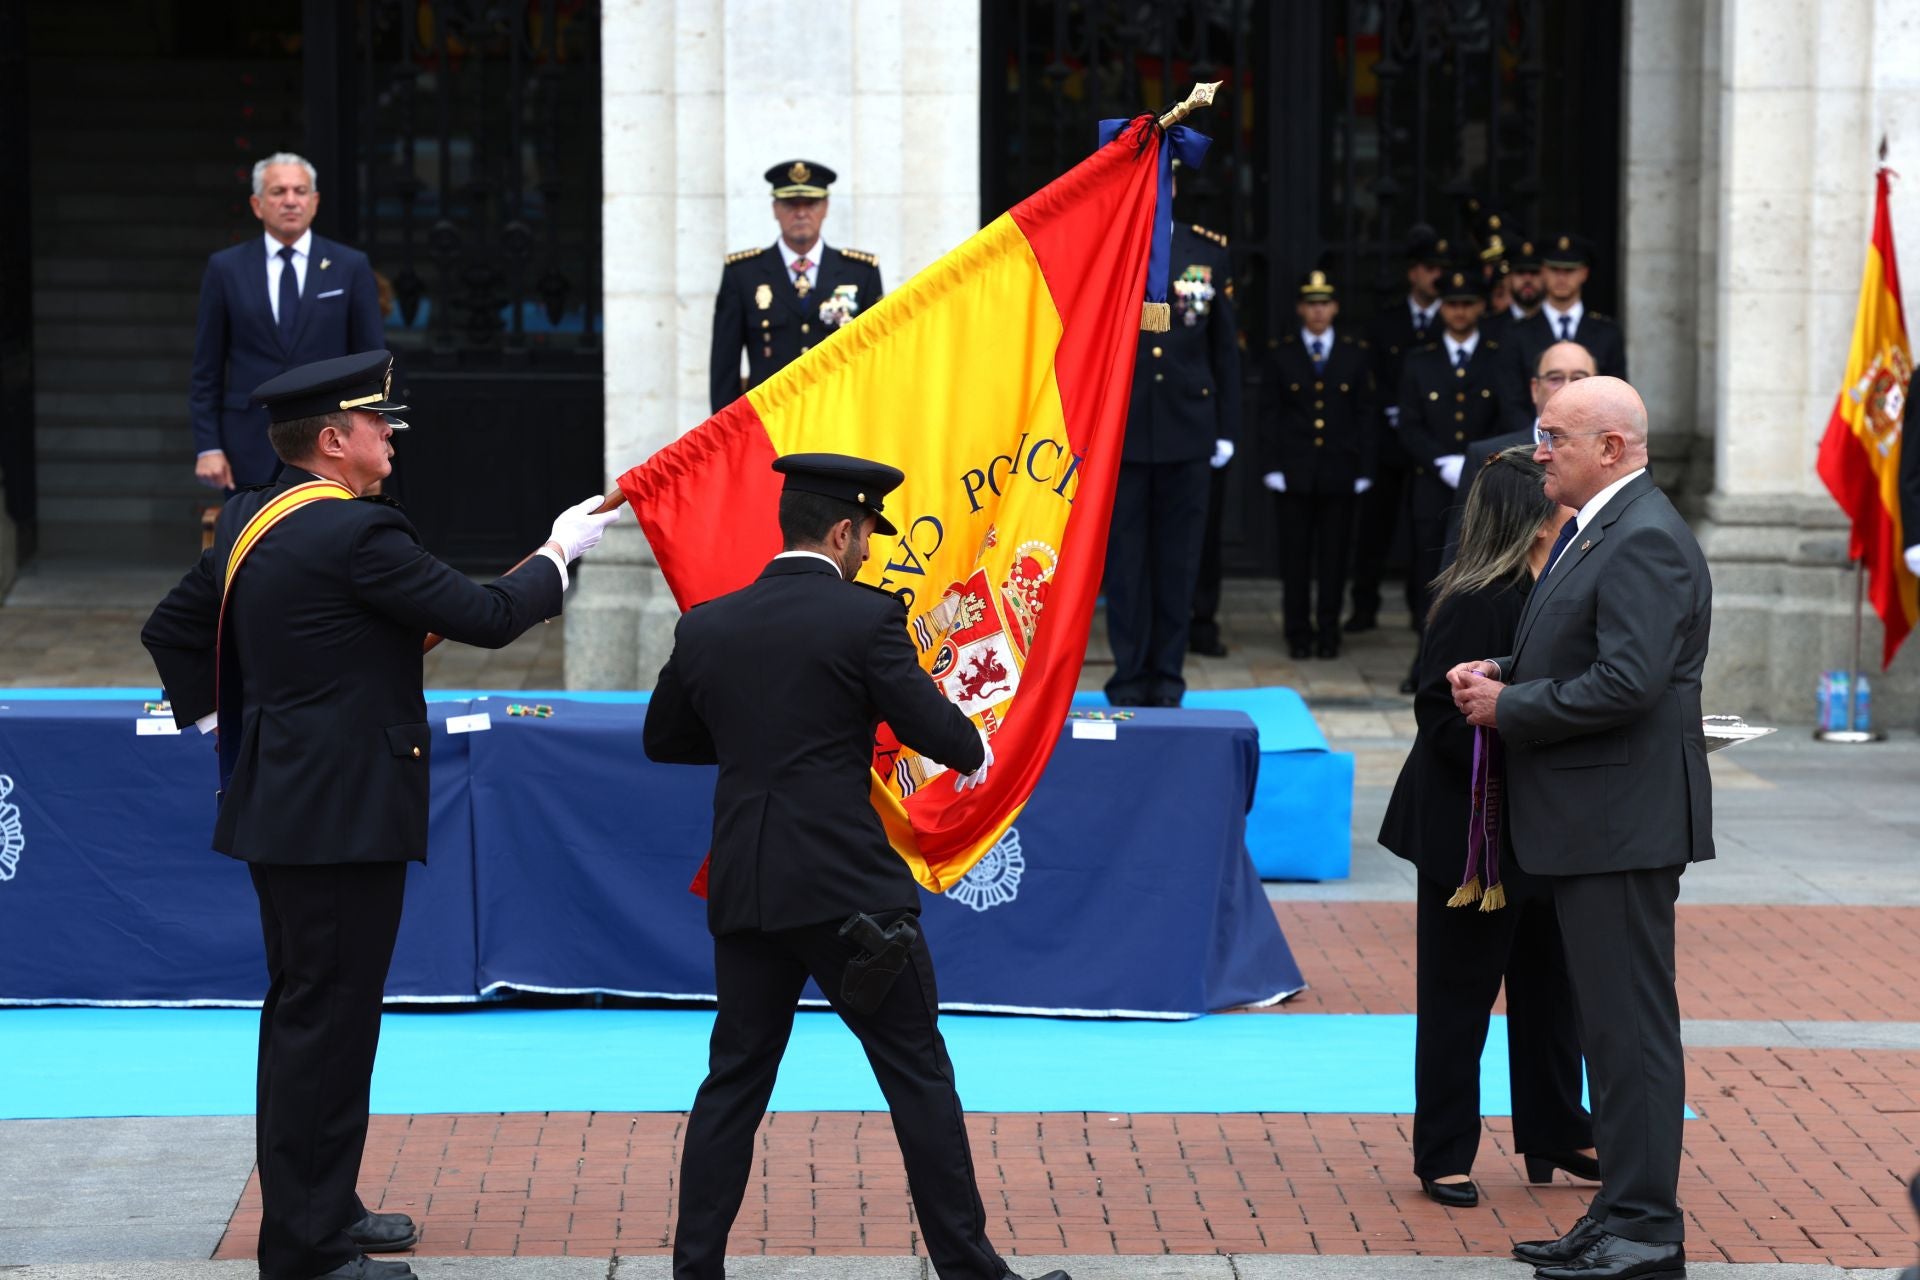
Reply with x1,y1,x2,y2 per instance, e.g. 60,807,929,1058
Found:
773,549,845,578
1444,331,1479,363
1511,302,1529,321
778,237,827,287
264,229,313,320
1573,467,1647,534
1300,326,1335,354
1542,298,1585,335
1408,295,1437,329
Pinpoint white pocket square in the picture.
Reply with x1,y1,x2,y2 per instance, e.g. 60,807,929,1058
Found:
314,288,345,299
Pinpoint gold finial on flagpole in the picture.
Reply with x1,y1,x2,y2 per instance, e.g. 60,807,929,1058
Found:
1159,81,1224,130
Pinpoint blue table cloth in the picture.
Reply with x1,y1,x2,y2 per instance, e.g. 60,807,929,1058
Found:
0,695,1303,1017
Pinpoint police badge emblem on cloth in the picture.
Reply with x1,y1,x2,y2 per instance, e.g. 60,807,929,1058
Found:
755,283,773,311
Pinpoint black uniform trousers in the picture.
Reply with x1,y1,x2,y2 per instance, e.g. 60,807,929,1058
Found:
1406,474,1456,628
248,861,407,1280
1275,490,1356,646
674,916,1004,1280
1189,465,1231,653
1552,866,1687,1244
1412,873,1591,1179
1348,461,1411,624
1104,458,1211,705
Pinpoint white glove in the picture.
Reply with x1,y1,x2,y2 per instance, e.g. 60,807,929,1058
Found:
547,494,623,562
1354,478,1373,495
1907,545,1920,576
954,728,994,792
1385,406,1401,428
1210,438,1235,469
1262,471,1287,493
1436,455,1466,490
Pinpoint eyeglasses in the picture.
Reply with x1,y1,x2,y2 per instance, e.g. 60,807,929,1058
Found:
1531,424,1610,452
1533,371,1594,388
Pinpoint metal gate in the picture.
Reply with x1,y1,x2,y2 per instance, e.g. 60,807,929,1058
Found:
981,0,1622,574
307,0,604,569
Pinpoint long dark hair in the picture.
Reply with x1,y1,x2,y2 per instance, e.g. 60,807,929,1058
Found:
1427,445,1558,626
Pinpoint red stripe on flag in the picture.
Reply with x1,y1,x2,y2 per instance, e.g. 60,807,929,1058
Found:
618,398,783,610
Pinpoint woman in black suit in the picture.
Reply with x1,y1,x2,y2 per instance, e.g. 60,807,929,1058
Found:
1379,446,1598,1207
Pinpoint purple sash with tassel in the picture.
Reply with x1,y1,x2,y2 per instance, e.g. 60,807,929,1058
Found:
1449,726,1507,911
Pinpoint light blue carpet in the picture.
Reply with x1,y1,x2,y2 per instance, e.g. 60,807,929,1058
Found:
0,1007,1587,1119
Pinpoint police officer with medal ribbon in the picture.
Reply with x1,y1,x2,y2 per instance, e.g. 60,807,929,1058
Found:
141,350,621,1280
1104,220,1242,706
709,161,886,413
643,453,1069,1280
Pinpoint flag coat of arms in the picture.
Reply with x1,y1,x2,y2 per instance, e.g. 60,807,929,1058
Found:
620,116,1171,891
1817,165,1920,666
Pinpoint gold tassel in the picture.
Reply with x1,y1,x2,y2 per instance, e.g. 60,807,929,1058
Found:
1479,883,1508,913
1141,301,1171,332
1446,877,1483,908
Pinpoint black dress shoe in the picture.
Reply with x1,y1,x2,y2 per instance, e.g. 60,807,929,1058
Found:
1533,1232,1684,1280
1005,1271,1072,1280
1398,673,1418,694
1189,635,1228,657
1315,640,1340,660
1515,1216,1604,1265
346,1210,418,1252
1288,642,1313,660
311,1257,417,1280
1419,1176,1479,1207
1525,1150,1602,1184
1343,613,1377,634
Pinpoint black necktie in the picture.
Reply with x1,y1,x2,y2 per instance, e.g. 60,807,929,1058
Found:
1310,338,1325,373
1415,309,1431,340
1558,314,1573,340
1453,346,1469,370
277,245,301,340
1544,519,1579,575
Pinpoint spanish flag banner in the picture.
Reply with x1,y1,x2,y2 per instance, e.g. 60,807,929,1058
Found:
1817,165,1919,667
620,115,1175,891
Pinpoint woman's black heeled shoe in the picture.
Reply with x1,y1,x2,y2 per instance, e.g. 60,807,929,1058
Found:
1420,1177,1480,1207
1524,1150,1602,1184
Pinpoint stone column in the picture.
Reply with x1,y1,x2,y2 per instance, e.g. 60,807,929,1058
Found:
566,0,981,688
1690,0,1920,723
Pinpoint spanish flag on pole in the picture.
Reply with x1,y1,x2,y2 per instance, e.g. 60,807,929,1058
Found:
1817,164,1920,667
620,108,1211,891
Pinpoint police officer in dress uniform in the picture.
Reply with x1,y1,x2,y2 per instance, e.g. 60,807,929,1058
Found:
1104,221,1242,706
644,454,1068,1280
1396,265,1524,671
1350,226,1449,634
709,161,885,413
1260,270,1375,660
141,351,621,1280
1505,232,1627,382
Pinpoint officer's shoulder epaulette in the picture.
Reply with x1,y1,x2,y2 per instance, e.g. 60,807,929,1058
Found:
1279,333,1297,345
724,247,762,265
356,493,406,510
1589,311,1613,323
853,580,909,608
1191,224,1228,248
1357,338,1370,348
1338,334,1354,345
1485,339,1501,350
838,247,880,266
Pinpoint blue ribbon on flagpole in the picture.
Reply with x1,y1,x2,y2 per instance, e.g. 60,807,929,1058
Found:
1097,118,1213,318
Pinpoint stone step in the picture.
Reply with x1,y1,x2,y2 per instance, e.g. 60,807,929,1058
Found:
37,456,207,503
33,320,198,353
35,223,258,256
37,191,252,226
36,423,188,458
37,354,195,389
32,289,202,323
37,517,204,563
33,259,219,292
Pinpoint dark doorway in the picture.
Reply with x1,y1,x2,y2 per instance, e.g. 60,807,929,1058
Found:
11,0,602,572
980,0,1623,576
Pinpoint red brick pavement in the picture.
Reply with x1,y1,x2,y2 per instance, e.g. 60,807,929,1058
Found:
211,901,1920,1266
1271,901,1920,1021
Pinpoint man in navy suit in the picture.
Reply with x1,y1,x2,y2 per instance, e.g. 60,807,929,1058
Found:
190,152,386,491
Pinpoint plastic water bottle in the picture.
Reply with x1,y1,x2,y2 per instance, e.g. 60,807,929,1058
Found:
1854,673,1872,733
1825,670,1851,732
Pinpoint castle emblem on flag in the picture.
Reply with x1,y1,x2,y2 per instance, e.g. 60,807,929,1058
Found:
0,775,22,883
948,827,1023,912
1847,345,1911,457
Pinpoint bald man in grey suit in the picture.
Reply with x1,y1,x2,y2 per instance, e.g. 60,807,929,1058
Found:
1451,377,1711,1280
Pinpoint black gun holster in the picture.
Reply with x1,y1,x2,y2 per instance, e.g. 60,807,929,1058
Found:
837,911,919,1016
